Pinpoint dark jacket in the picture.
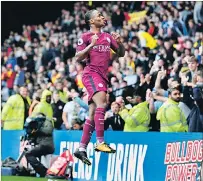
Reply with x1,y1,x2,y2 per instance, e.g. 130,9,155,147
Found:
35,118,54,153
187,87,203,132
104,114,125,131
51,100,65,129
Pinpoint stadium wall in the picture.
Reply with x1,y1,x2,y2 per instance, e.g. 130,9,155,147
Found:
2,130,202,181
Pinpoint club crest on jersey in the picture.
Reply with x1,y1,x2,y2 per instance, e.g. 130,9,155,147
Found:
107,37,111,43
98,83,103,88
78,38,83,45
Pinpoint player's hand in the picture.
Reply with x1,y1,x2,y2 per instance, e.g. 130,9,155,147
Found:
90,34,98,47
111,32,121,43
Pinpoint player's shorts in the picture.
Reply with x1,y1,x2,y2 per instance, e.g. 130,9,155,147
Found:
82,72,108,102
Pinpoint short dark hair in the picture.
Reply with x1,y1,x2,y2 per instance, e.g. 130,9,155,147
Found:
168,86,182,95
84,10,95,25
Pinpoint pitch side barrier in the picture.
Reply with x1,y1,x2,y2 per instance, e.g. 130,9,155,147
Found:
2,130,203,181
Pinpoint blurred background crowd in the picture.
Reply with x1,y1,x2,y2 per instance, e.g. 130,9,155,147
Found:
1,1,203,132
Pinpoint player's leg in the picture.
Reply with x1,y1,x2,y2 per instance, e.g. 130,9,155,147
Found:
92,91,116,153
74,102,96,165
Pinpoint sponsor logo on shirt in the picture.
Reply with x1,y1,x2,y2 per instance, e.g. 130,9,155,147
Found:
107,37,111,43
93,45,110,52
98,83,104,87
78,38,83,45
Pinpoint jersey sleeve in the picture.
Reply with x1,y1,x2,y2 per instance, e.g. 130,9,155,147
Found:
110,34,119,52
76,34,88,53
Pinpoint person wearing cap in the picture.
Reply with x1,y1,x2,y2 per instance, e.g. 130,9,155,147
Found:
157,86,188,132
119,91,151,132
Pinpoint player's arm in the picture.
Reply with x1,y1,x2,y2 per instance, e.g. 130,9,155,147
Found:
111,32,125,57
116,42,125,57
75,34,98,62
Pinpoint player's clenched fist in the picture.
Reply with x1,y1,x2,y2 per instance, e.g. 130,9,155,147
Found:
111,32,121,43
90,34,99,47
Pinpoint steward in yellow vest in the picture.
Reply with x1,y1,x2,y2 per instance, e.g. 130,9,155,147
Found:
119,93,150,132
2,86,31,130
157,87,188,132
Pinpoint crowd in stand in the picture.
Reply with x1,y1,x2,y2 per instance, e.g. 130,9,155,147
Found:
1,1,203,132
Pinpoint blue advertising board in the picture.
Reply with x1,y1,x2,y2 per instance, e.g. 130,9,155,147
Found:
1,130,203,181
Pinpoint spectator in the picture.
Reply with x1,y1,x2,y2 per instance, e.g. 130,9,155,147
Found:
104,102,125,131
2,64,16,96
1,86,31,130
119,91,151,132
29,91,41,116
32,89,53,120
111,5,125,29
51,91,65,129
157,86,188,132
62,96,79,130
186,56,200,83
14,65,25,87
187,70,203,132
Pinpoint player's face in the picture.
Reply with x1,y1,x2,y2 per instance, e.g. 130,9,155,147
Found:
90,10,106,28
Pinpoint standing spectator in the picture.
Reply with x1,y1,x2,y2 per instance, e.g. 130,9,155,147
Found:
51,91,65,129
29,91,41,116
55,81,68,103
32,89,53,120
1,86,31,130
104,102,125,131
62,97,79,130
3,64,16,96
14,65,25,87
157,86,188,132
187,70,203,132
186,56,199,83
111,5,125,30
119,92,151,132
193,2,203,25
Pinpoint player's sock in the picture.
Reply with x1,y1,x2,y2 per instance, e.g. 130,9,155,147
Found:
79,118,95,151
94,107,105,143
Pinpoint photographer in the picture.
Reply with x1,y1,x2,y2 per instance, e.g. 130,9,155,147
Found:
24,113,54,177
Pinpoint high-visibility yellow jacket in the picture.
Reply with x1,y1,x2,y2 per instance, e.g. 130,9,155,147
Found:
2,94,31,130
119,101,150,132
157,98,188,132
32,89,53,119
59,91,68,103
